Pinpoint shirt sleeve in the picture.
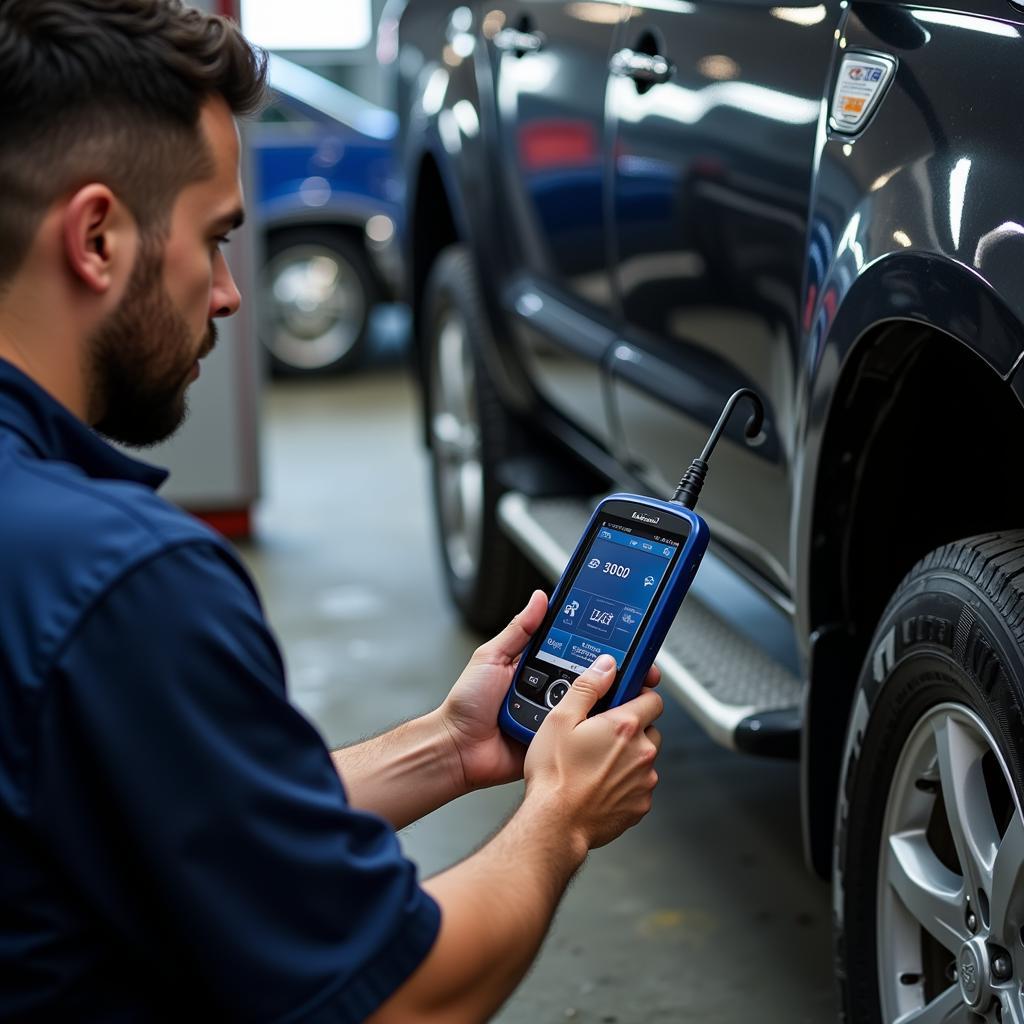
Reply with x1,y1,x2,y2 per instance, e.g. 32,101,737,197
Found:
30,540,440,1023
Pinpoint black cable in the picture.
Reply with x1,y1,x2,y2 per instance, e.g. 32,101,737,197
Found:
671,388,765,510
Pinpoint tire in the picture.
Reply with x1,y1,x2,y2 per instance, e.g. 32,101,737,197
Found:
834,531,1024,1023
422,245,540,634
259,228,380,375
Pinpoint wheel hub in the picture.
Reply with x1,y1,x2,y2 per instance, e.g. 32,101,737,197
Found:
957,937,990,1009
260,244,365,370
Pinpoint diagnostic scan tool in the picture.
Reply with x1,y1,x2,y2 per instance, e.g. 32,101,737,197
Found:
500,389,765,744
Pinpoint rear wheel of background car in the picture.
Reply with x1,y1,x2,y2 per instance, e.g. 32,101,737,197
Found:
834,532,1024,1024
423,245,540,634
259,228,380,375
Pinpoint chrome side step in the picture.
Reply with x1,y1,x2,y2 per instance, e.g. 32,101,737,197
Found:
497,492,803,755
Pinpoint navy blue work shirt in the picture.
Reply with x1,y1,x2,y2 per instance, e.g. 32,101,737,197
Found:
0,360,440,1021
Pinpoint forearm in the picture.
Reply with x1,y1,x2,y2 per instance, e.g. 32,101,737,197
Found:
368,792,587,1024
331,710,467,830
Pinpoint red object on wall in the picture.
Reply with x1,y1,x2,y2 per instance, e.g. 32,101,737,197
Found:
191,508,253,541
217,0,238,19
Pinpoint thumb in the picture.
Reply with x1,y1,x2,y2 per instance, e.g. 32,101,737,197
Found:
473,590,548,665
553,654,617,724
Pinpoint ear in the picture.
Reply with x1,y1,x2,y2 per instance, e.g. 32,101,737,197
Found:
62,184,138,296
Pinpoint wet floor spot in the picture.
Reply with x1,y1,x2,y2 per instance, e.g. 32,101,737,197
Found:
316,585,384,620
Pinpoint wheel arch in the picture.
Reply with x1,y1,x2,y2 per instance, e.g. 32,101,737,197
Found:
796,254,1024,877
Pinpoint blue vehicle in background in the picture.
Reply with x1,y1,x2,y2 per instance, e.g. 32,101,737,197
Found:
251,55,400,374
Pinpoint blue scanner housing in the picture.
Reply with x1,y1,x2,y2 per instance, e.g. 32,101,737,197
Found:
499,494,710,745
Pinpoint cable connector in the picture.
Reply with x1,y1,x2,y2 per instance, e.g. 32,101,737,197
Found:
670,389,765,510
671,458,708,510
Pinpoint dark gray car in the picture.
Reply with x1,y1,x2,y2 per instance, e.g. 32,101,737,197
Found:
394,3,1024,1019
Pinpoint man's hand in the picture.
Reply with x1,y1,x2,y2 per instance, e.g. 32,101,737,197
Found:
438,591,662,792
369,649,665,1024
436,590,548,791
524,653,664,852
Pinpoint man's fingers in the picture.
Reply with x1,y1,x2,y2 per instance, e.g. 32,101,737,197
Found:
553,654,618,724
644,663,661,689
474,590,548,664
646,726,663,753
610,687,664,730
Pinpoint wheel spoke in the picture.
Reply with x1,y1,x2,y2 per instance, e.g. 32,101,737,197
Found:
458,462,483,545
999,989,1024,1024
431,412,463,459
934,716,1000,896
431,309,485,584
893,984,968,1024
888,832,968,952
438,321,470,423
990,810,1024,943
431,414,479,461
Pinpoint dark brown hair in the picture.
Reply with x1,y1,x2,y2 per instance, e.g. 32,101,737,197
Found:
0,0,268,285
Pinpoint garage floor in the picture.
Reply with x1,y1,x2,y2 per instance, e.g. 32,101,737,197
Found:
239,365,838,1023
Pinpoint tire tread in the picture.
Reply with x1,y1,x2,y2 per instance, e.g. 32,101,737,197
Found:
899,529,1024,648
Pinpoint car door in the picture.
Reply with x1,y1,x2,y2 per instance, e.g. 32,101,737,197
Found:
606,0,842,594
485,0,622,445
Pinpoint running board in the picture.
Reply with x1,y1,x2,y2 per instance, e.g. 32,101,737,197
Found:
497,492,803,757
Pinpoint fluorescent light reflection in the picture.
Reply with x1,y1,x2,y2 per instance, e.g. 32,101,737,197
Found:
452,100,480,138
949,157,971,249
616,79,819,126
770,5,827,26
837,210,865,269
506,52,559,92
870,167,901,192
421,67,450,116
912,11,1019,38
627,0,696,12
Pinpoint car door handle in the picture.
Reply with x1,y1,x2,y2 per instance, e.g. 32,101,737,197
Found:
609,48,673,85
493,27,545,54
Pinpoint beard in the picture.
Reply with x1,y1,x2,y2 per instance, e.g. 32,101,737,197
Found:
90,243,216,448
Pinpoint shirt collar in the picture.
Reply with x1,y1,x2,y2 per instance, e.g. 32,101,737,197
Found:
0,358,169,490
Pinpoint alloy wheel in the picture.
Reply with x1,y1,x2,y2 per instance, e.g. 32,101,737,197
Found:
260,244,366,371
430,310,484,583
878,702,1024,1023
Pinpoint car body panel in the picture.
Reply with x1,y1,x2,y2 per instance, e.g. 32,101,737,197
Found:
606,1,843,596
482,1,622,446
793,2,1024,645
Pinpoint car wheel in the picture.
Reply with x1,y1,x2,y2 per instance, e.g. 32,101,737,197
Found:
835,532,1024,1023
423,245,539,634
259,228,379,375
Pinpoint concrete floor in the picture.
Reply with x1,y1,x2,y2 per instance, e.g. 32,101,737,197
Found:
239,366,838,1023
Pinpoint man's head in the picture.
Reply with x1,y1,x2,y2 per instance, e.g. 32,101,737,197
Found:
0,0,267,445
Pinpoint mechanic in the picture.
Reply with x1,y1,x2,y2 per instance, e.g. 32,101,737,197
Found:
0,2,664,1021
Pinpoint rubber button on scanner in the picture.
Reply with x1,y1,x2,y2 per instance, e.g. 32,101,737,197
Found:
519,668,548,699
545,680,570,708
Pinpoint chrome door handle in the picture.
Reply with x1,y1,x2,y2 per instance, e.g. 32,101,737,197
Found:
610,48,673,85
493,27,545,54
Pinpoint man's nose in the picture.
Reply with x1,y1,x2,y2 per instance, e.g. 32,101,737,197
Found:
211,254,242,319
